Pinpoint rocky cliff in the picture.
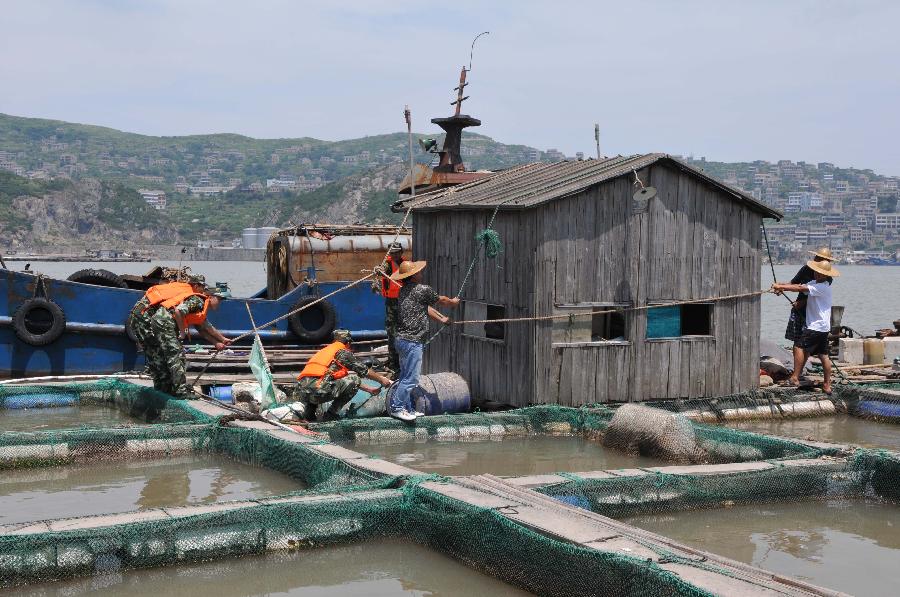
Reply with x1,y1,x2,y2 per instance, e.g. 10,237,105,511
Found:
1,172,176,249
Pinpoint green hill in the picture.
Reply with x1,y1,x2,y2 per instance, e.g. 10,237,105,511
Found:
0,112,542,194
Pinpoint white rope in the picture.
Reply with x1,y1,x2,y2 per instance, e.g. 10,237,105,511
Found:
451,289,773,325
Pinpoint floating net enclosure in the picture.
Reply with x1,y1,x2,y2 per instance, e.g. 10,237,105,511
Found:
1,381,893,596
535,448,900,518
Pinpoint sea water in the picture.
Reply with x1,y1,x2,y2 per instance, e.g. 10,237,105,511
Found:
0,405,137,432
5,539,530,597
725,414,900,451
349,435,667,477
0,454,302,525
623,498,900,597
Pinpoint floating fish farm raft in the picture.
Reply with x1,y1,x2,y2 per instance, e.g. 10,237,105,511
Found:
1,379,898,595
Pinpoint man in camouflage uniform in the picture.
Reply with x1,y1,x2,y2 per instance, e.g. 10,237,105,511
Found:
374,242,405,374
129,274,231,398
293,329,393,422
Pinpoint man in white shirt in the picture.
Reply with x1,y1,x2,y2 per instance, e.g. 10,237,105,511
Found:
773,259,841,394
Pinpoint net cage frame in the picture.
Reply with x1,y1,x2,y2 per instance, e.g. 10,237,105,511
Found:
0,380,897,596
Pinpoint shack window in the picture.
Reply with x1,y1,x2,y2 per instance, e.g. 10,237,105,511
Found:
646,303,713,339
552,304,629,346
463,301,506,341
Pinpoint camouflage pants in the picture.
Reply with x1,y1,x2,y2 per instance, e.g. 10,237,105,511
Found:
293,373,362,420
128,304,190,398
385,298,400,373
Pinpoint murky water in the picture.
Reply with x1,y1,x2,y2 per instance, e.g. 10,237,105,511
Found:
624,499,900,597
0,454,302,525
0,406,136,433
726,414,900,451
350,435,667,476
6,539,529,596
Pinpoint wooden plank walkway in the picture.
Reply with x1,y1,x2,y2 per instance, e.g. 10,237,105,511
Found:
421,474,847,597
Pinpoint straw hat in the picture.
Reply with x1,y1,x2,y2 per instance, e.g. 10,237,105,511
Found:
390,260,426,281
807,247,834,261
806,259,840,277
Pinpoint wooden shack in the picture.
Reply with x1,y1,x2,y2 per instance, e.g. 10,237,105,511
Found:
394,154,782,406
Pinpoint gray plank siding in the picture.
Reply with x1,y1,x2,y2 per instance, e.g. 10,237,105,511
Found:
412,161,763,407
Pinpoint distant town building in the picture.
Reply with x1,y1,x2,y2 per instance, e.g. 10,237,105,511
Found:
875,213,900,231
188,185,235,197
138,189,167,210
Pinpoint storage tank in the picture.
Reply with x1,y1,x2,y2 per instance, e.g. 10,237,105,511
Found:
241,227,258,249
256,227,279,249
266,225,412,299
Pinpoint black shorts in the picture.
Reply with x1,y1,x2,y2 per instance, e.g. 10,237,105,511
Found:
799,329,829,356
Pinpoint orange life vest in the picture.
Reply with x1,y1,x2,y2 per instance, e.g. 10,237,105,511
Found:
381,256,405,299
297,341,350,383
143,282,209,327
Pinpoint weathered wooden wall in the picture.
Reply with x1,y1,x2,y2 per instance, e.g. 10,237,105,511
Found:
414,161,762,406
414,208,536,403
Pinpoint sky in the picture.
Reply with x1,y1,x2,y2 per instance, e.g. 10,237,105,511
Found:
1,0,898,175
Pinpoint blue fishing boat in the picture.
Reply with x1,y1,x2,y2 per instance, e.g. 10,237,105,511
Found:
0,225,410,378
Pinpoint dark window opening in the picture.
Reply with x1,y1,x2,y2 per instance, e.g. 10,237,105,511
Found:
646,303,713,338
463,301,506,341
484,304,506,340
552,305,630,344
591,310,626,342
681,304,712,335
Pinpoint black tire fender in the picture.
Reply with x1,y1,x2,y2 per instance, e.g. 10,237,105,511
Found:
288,296,336,344
125,315,139,343
13,298,66,346
67,268,128,289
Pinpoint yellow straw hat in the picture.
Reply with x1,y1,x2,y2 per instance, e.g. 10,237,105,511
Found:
390,260,427,281
807,247,834,261
806,259,840,277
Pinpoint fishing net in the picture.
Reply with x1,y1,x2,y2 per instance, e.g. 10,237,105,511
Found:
835,383,900,422
1,381,894,596
536,447,900,518
603,404,699,462
312,403,822,463
0,379,211,425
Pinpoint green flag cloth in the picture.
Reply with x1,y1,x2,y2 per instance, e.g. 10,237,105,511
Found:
249,336,277,410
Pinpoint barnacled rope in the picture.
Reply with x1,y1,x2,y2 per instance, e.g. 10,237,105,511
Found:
451,289,774,325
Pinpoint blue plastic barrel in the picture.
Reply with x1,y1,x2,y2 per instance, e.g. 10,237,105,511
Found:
3,393,77,409
208,385,234,403
413,372,471,416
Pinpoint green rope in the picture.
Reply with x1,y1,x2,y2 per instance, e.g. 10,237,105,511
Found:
476,229,503,260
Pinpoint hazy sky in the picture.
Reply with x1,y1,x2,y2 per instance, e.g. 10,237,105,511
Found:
2,1,898,174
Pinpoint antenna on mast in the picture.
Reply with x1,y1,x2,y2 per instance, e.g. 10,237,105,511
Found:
594,123,601,160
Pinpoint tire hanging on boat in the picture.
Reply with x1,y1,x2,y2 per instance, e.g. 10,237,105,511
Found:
124,316,139,343
67,268,128,289
12,297,66,346
288,296,336,344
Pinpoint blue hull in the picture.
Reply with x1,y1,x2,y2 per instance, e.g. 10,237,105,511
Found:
0,269,387,377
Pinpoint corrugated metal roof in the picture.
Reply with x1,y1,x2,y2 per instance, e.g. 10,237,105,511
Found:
393,153,782,220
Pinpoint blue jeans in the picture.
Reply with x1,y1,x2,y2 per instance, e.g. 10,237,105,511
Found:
391,338,423,413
